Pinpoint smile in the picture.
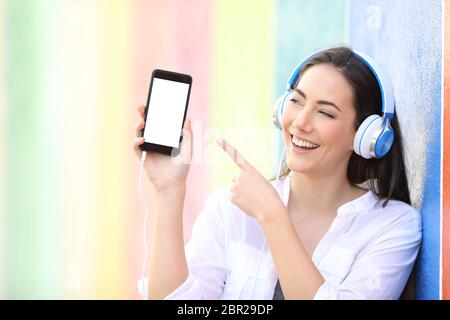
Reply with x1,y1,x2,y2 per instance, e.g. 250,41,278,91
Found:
290,135,320,154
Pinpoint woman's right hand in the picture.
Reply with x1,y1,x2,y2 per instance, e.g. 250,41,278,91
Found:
133,105,193,192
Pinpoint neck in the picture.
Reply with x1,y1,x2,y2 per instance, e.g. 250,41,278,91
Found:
288,170,366,217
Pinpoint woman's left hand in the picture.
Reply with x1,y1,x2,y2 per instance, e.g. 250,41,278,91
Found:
216,137,285,222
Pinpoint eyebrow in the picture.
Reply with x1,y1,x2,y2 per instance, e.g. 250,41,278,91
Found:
294,88,342,113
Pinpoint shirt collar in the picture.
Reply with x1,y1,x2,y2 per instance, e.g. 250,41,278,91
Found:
281,173,380,216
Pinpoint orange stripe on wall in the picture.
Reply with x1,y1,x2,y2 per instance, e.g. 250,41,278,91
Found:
95,1,132,299
443,0,450,300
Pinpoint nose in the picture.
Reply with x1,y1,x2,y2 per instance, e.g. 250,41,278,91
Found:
292,108,314,133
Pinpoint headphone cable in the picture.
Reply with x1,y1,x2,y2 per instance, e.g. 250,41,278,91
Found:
138,151,149,299
276,145,286,181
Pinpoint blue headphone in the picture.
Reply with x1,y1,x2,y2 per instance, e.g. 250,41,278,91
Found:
272,48,395,159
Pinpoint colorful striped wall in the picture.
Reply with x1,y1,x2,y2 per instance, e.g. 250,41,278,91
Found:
0,0,448,299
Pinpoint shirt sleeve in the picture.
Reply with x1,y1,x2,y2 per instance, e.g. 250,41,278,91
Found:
313,209,422,300
139,188,228,300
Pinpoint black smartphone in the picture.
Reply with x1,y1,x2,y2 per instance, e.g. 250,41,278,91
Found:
139,69,192,157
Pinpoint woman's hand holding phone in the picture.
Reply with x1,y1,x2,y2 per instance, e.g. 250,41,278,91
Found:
134,104,193,192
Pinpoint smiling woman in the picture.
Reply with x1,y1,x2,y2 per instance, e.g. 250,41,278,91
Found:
136,47,421,300
271,47,419,299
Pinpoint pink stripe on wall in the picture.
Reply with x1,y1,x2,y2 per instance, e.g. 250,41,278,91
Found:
168,0,213,242
130,0,212,299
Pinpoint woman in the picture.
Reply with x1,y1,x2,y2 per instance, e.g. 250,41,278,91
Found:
133,47,422,300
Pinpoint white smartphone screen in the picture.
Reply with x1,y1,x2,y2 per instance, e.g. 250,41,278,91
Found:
144,78,190,148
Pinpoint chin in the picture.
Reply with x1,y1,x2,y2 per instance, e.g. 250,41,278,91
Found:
286,157,315,174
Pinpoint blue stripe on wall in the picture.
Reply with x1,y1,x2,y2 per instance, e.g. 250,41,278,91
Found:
347,0,442,300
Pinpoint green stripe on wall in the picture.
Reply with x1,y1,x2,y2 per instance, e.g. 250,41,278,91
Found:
4,0,65,299
0,0,6,299
4,0,42,298
274,0,346,169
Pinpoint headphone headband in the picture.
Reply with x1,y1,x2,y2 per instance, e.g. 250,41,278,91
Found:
285,48,394,119
273,47,396,161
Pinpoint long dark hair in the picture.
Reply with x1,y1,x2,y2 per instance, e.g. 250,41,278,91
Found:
273,47,411,207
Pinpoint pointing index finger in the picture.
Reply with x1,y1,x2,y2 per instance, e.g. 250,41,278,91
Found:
216,137,252,170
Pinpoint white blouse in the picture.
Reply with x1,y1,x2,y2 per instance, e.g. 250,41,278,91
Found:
139,173,422,300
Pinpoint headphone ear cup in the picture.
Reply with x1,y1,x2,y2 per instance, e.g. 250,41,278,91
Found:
273,91,292,130
353,115,383,159
273,96,284,130
374,126,394,158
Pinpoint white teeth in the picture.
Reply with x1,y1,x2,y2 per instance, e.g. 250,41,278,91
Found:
292,136,319,149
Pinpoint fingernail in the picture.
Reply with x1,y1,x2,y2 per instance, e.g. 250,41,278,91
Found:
216,137,223,145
